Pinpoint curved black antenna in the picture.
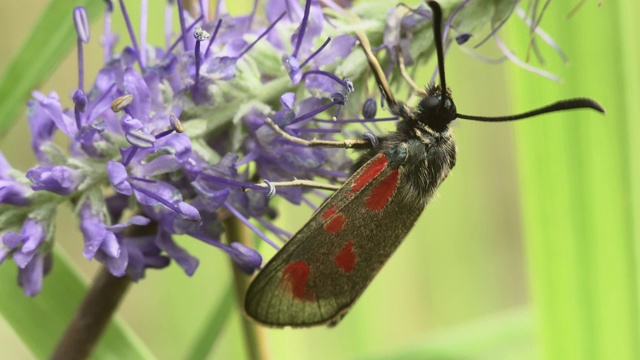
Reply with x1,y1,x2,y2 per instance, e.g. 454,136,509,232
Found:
427,1,447,98
457,98,605,122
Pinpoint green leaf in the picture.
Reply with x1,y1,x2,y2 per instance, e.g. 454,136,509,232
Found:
0,0,103,137
509,3,640,360
0,249,155,359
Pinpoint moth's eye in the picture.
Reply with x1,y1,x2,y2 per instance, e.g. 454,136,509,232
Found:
442,97,457,120
418,96,439,112
443,98,453,110
418,94,457,123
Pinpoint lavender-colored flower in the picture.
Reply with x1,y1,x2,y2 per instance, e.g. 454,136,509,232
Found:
26,165,84,195
0,0,561,296
3,218,46,268
80,201,148,261
0,153,30,206
18,253,47,297
229,242,263,274
2,218,51,296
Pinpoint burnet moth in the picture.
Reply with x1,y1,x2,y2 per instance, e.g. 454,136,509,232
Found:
244,1,605,327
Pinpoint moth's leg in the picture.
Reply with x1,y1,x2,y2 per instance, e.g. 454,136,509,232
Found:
398,51,427,97
354,29,397,108
245,179,340,196
264,117,373,149
355,7,429,104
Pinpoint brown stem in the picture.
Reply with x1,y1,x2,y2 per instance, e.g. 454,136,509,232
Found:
51,267,131,360
224,216,270,360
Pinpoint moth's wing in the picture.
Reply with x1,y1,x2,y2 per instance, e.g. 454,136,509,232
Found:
245,152,428,327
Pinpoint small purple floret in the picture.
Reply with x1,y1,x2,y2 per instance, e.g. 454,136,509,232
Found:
107,161,132,195
26,166,84,196
362,98,377,120
4,219,46,270
73,89,88,112
283,55,302,84
456,33,472,45
229,242,262,274
18,253,44,297
73,7,90,43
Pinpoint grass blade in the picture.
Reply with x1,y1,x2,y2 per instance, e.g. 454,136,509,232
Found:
362,308,535,360
0,249,155,359
186,285,235,360
509,3,639,359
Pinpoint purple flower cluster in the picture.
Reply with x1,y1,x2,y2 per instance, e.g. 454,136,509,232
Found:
0,0,560,296
1,0,361,296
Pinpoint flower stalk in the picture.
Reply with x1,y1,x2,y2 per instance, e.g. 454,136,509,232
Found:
51,267,131,360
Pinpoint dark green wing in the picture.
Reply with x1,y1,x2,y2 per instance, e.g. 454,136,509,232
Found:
245,148,432,327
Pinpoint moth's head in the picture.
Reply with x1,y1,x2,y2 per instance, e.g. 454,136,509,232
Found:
417,85,457,132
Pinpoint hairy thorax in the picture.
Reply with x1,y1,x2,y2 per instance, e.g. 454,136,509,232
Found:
402,127,456,204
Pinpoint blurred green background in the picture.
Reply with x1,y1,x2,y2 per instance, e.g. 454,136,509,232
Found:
0,1,637,359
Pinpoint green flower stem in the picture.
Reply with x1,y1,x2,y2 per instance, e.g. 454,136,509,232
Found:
224,216,270,360
51,266,132,360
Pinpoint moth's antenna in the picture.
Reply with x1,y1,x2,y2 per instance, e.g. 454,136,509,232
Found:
457,98,605,121
427,1,447,98
355,29,397,108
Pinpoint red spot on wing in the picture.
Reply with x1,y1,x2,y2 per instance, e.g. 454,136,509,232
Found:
281,261,312,300
348,155,388,196
335,241,356,273
365,169,400,211
324,214,345,234
321,206,337,219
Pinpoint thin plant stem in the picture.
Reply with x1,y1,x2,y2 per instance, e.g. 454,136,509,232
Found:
224,216,270,360
51,267,131,360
